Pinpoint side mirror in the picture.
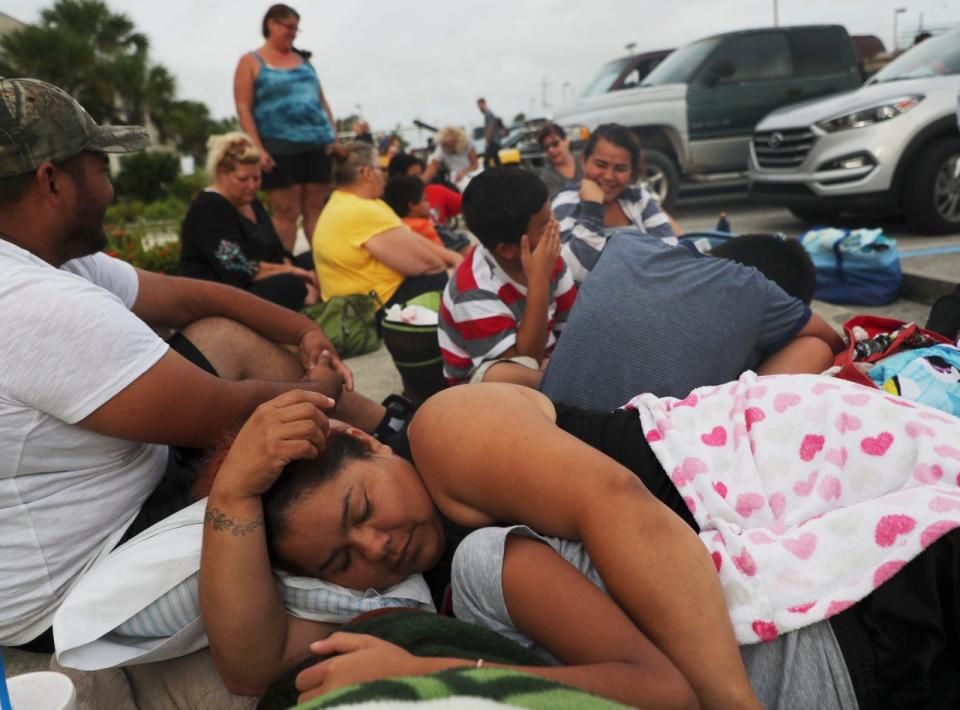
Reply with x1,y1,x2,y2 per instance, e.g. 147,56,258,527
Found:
704,58,735,87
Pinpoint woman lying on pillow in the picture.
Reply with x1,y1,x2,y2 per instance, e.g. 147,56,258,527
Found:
199,375,960,709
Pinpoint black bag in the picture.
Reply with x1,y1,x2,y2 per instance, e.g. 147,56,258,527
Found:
925,284,960,342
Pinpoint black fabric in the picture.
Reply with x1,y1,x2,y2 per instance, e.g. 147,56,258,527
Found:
829,528,960,709
261,146,333,190
553,403,699,532
925,284,960,342
248,273,308,311
384,272,448,310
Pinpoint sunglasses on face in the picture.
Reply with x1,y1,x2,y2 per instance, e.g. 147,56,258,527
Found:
542,140,562,150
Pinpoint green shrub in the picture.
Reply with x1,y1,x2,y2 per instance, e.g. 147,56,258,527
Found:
170,171,209,203
142,195,188,222
103,226,181,275
114,151,180,202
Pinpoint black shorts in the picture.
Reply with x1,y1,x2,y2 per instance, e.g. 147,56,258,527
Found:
261,146,333,190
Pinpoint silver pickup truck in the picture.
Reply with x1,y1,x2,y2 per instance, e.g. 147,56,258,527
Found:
553,25,863,209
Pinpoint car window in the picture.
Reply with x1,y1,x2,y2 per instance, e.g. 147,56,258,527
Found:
581,58,631,97
643,38,720,86
790,28,853,77
704,32,793,84
870,28,960,83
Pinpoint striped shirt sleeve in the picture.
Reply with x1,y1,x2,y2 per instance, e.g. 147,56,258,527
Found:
553,187,607,285
439,286,518,384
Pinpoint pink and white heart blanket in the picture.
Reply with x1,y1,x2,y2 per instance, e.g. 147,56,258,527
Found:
624,371,960,645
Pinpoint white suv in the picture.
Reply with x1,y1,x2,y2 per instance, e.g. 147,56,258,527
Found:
749,27,960,234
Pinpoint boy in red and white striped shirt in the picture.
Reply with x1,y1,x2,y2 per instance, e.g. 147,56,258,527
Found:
439,168,577,387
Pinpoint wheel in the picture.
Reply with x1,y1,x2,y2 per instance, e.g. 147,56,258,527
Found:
788,207,837,225
641,149,680,211
902,137,960,235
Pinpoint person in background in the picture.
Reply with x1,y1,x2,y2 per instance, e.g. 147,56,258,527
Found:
312,142,447,312
352,120,374,145
421,126,478,190
536,122,582,196
552,123,677,285
477,97,502,169
381,176,463,269
180,132,318,311
388,153,463,226
439,169,576,388
234,4,337,252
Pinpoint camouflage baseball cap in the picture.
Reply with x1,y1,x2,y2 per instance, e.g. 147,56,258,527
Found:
0,77,149,178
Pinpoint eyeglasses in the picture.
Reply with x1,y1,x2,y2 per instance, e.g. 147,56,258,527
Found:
273,20,299,31
542,140,562,150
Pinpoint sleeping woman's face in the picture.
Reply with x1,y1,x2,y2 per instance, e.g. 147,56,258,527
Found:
273,433,445,592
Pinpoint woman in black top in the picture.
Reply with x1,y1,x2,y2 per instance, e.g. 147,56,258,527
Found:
179,132,318,310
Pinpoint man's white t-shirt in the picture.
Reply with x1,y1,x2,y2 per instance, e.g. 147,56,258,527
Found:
0,241,170,645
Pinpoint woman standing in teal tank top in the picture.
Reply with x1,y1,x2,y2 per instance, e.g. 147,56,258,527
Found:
235,4,338,252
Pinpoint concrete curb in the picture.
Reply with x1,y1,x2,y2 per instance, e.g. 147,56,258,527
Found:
900,271,955,305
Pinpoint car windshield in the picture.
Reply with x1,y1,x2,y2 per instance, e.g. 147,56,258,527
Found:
642,38,720,85
870,28,960,83
581,58,631,97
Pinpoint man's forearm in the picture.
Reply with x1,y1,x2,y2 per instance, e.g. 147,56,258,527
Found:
165,276,322,346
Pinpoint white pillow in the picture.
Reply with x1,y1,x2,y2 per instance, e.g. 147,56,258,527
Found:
53,498,434,670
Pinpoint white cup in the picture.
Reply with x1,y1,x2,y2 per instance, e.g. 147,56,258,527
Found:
7,671,77,710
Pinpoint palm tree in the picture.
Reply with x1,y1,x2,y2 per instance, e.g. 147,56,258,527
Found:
0,0,171,125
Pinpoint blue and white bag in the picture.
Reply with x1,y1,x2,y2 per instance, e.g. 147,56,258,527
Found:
801,228,901,306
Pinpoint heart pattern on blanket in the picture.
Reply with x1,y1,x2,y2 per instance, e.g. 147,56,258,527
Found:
906,421,936,438
812,382,840,395
875,514,916,547
732,548,758,576
781,532,818,559
645,429,663,443
671,457,708,486
788,602,816,614
748,530,775,544
701,426,727,447
921,520,960,548
744,407,766,431
825,447,848,469
934,444,960,461
826,600,856,616
914,463,943,484
711,552,723,572
768,492,786,519
841,393,871,406
793,471,819,496
712,481,728,499
873,560,906,588
746,386,768,399
751,619,778,642
920,410,953,424
818,475,842,501
930,497,960,513
799,434,825,462
673,393,699,409
774,392,801,413
835,412,862,433
860,432,894,456
885,397,915,409
735,493,766,518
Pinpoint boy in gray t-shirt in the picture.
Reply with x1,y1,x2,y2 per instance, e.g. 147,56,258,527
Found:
542,230,842,409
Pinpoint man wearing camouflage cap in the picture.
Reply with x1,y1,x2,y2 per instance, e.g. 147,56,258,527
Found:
0,79,394,650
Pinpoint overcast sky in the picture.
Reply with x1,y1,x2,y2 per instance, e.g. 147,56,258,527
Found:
3,0,958,142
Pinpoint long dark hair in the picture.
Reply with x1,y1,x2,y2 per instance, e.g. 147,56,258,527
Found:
194,430,370,573
261,4,312,60
583,123,645,180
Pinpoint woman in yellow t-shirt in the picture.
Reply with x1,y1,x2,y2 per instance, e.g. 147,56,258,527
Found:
312,142,448,308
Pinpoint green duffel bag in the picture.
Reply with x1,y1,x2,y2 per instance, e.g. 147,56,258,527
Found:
302,291,381,358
